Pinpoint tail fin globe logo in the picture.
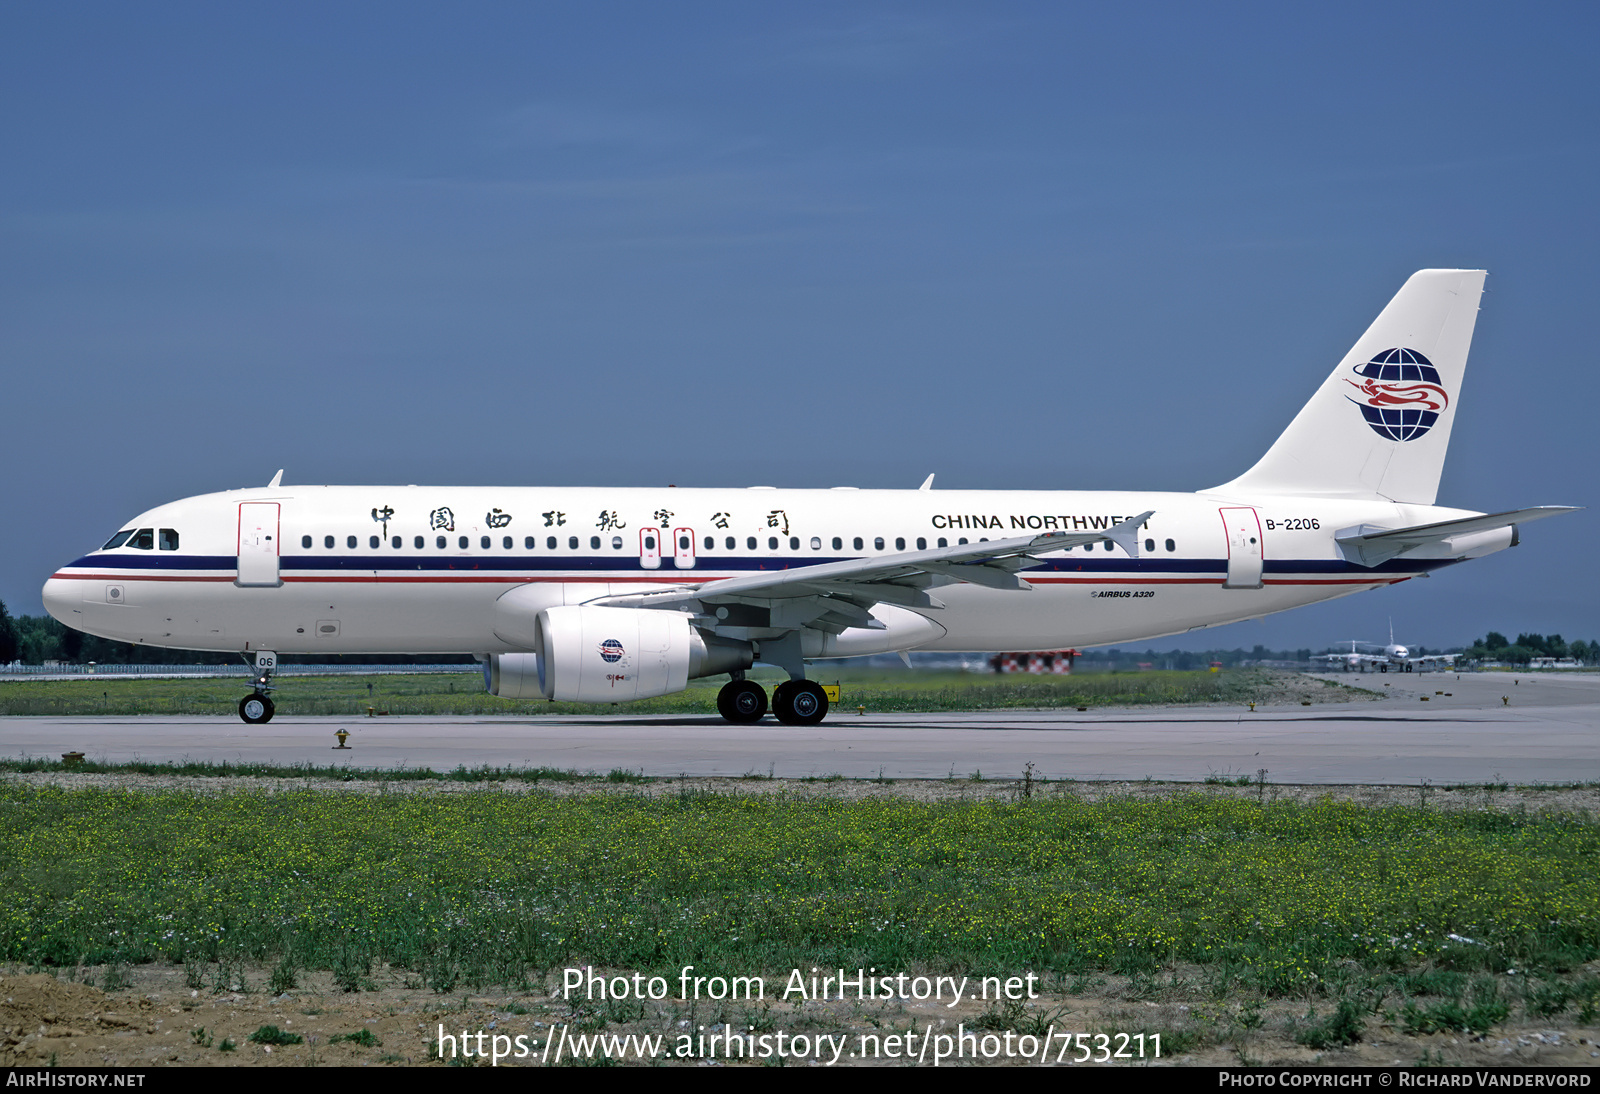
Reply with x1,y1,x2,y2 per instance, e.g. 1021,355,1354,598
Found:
1344,348,1449,441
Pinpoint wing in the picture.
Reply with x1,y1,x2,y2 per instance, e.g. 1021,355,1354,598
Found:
591,512,1155,636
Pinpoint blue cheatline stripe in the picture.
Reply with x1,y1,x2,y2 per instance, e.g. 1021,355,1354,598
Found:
67,552,1460,577
67,554,237,570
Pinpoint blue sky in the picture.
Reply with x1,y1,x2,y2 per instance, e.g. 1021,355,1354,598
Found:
3,2,1595,651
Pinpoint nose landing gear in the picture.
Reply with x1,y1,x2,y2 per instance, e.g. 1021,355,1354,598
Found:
239,693,275,724
238,650,277,724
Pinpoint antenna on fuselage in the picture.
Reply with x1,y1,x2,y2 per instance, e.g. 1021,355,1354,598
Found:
918,473,935,490
267,469,284,489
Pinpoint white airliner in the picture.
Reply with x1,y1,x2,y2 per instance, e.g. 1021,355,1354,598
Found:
1315,627,1457,673
42,270,1575,726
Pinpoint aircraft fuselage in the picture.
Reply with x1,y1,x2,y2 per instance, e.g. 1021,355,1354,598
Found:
43,484,1492,658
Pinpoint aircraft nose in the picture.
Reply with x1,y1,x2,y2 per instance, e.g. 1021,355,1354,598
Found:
41,575,77,626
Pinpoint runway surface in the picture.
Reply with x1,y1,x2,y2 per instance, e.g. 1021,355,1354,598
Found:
2,671,1596,785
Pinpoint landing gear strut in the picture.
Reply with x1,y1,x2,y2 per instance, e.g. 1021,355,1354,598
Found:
238,650,277,724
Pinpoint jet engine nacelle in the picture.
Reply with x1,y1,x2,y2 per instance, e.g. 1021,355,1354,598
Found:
485,605,751,702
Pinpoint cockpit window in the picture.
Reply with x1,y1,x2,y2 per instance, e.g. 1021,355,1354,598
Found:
159,528,179,551
128,528,155,550
102,530,135,550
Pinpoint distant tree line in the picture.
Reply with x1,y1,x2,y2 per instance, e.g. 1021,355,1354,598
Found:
0,601,473,666
1461,631,1597,666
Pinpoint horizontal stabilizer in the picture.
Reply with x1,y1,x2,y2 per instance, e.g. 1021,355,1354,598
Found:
1336,506,1579,567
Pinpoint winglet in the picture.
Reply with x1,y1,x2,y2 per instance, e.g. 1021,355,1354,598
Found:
267,469,284,489
1106,510,1155,559
918,474,935,491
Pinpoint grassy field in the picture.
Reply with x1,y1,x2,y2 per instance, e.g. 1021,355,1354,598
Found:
0,667,1357,717
3,782,1596,1016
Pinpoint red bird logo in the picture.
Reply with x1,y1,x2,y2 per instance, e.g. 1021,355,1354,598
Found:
1344,377,1449,410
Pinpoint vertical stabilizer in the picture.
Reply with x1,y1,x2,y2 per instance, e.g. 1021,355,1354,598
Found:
1212,269,1486,505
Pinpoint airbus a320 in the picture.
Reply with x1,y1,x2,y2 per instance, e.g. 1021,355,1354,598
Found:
43,270,1575,725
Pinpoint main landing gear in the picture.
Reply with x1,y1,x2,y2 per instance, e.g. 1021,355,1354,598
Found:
716,678,829,726
238,650,277,724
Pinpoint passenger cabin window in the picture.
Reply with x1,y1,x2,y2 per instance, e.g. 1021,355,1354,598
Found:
725,537,735,550
768,537,778,550
504,537,513,550
937,537,947,548
704,536,714,550
437,536,448,549
790,537,799,550
916,537,926,550
459,536,469,549
301,535,312,549
645,534,656,551
1145,539,1155,552
811,537,821,550
612,536,623,550
895,537,905,550
324,535,334,549
1165,539,1176,552
103,530,135,550
549,536,559,549
370,536,380,549
481,536,491,550
832,537,842,550
853,537,863,550
747,537,757,550
589,536,600,550
525,537,535,549
160,529,180,551
568,536,578,550
874,537,885,550
347,536,357,549
414,536,424,549
392,536,402,548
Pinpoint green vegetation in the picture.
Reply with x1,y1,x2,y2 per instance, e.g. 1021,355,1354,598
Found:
2,783,1596,1022
1294,997,1365,1048
0,667,1346,717
246,1025,303,1046
330,1029,381,1047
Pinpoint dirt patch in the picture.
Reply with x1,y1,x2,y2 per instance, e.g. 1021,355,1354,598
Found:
5,964,1599,1068
4,769,1596,815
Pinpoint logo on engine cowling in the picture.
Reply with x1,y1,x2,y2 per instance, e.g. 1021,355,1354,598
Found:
599,639,625,663
1343,347,1450,442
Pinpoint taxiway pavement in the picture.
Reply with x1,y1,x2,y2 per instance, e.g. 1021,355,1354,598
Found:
2,671,1595,785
